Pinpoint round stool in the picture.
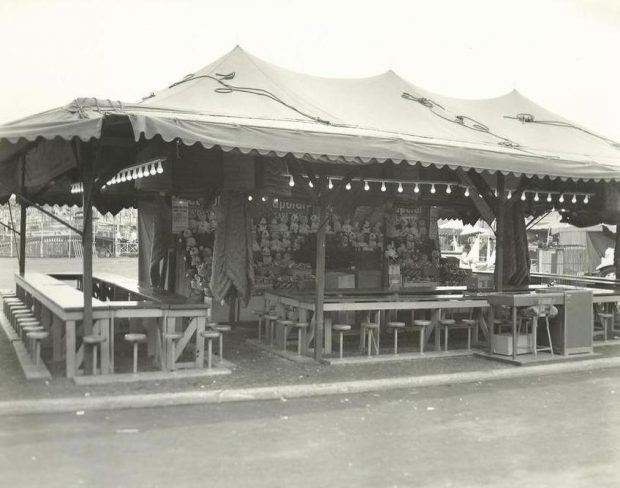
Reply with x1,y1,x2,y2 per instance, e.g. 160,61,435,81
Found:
361,322,380,356
332,324,351,359
124,333,147,374
597,313,614,342
443,319,473,351
22,325,45,355
387,321,406,354
290,322,308,356
200,330,220,368
26,330,49,368
210,324,232,362
265,314,279,345
163,332,184,371
277,319,294,351
253,310,267,342
17,317,39,340
83,335,107,375
413,320,431,353
12,310,34,330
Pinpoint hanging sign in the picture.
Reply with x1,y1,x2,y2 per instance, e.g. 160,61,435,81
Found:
171,197,189,233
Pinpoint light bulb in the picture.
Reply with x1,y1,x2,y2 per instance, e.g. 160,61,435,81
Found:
126,171,132,181
289,175,295,187
414,183,420,194
150,164,157,176
248,195,253,201
494,189,498,197
559,194,564,203
364,180,370,191
328,178,333,190
430,184,436,194
464,187,470,197
397,183,403,193
156,161,164,174
446,185,451,194
132,168,138,179
308,180,314,188
261,196,267,202
121,172,127,183
110,176,116,185
534,192,539,202
137,167,144,178
381,181,386,192
584,194,589,204
507,190,512,199
571,194,577,204
345,182,351,190
547,193,552,202
273,198,278,203
521,192,526,201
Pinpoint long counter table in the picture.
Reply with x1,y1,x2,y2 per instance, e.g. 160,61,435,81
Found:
16,272,211,378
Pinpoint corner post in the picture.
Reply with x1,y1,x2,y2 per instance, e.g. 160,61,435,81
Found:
495,174,506,292
314,200,327,362
80,143,97,335
18,156,27,276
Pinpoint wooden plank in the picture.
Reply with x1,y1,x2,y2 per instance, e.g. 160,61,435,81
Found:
195,316,206,368
65,320,76,378
495,173,505,292
314,202,327,361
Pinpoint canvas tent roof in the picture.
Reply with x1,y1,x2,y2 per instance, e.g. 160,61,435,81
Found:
2,45,620,192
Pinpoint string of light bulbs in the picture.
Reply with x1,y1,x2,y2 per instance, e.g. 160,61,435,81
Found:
70,159,166,194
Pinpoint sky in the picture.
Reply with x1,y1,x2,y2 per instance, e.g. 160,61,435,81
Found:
1,0,620,141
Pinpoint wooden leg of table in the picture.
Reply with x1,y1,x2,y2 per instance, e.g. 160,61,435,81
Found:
99,319,110,374
299,309,309,355
324,314,332,354
488,307,494,354
420,327,424,354
65,320,76,378
195,316,206,368
52,314,62,362
512,306,518,360
110,314,115,374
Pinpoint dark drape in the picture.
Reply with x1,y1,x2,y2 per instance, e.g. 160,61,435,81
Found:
138,196,173,288
497,201,531,287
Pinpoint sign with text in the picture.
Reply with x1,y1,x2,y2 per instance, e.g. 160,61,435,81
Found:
171,198,189,233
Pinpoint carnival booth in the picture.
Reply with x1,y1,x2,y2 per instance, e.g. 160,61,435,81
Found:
2,47,620,379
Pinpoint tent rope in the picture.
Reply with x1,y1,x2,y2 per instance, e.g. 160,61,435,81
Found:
401,91,520,149
168,72,332,125
505,113,620,150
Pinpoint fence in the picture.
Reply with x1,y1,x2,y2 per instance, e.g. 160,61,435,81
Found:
0,235,137,258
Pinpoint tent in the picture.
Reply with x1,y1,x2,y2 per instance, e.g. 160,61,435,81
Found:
2,46,620,360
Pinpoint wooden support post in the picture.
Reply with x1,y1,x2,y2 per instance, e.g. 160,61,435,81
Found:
495,174,506,292
614,224,620,278
81,145,95,335
18,157,27,276
314,202,327,362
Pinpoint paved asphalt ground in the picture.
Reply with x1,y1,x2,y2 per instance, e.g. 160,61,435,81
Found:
2,367,619,488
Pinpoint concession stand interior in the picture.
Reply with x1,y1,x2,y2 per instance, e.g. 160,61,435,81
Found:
2,46,620,380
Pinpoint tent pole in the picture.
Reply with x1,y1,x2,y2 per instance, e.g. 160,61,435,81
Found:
18,157,27,276
314,201,327,362
614,222,620,278
495,174,506,292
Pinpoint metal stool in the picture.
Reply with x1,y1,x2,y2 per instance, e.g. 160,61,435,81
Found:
253,310,267,342
443,319,473,351
596,313,613,342
278,319,294,351
332,324,351,359
387,321,406,354
265,314,279,345
361,322,380,356
290,322,308,356
413,320,431,353
200,329,220,368
210,324,232,362
83,335,107,375
124,333,147,374
163,332,184,371
26,330,49,368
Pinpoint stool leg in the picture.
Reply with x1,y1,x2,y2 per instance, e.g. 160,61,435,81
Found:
339,331,344,359
258,317,262,342
546,317,554,356
533,318,538,359
467,327,471,351
219,334,224,360
297,328,302,356
444,327,448,352
133,343,138,374
269,320,274,346
92,345,98,375
35,340,41,368
283,326,288,351
207,339,213,369
420,327,424,354
170,340,176,371
393,329,398,355
367,330,371,357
